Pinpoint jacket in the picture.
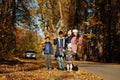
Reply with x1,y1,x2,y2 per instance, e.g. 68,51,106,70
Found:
43,42,53,54
65,35,72,44
65,50,75,61
54,38,66,57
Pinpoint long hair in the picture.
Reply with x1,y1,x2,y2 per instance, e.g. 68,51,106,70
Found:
71,31,80,40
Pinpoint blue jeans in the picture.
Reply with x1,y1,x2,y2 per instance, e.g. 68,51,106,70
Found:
57,56,64,69
44,54,52,68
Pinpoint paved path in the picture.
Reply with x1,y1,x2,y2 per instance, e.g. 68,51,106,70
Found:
76,61,120,80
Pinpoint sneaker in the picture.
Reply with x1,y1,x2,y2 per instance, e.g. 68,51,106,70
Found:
49,67,54,70
69,69,72,72
67,69,69,72
57,67,61,70
61,68,64,71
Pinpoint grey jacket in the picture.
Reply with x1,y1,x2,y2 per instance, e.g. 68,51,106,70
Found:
65,50,75,61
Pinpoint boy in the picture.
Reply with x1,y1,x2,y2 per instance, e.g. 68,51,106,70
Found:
54,31,66,70
43,36,53,69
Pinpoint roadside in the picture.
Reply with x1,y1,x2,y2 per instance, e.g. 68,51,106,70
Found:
0,58,102,80
76,61,120,80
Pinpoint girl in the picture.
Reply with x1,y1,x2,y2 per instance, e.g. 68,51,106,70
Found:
65,43,75,72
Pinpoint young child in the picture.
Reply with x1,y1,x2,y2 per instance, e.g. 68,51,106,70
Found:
65,30,72,45
65,43,75,72
54,31,66,70
43,36,53,69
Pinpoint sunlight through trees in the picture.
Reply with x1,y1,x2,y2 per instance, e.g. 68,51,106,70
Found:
0,0,120,62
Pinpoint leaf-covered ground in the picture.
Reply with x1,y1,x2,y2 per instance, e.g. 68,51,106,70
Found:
0,58,103,80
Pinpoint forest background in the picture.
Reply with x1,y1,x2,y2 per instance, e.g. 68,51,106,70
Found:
0,0,120,63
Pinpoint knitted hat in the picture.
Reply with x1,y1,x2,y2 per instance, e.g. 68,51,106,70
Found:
72,29,78,33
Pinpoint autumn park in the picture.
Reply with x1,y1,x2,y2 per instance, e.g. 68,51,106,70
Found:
0,0,120,80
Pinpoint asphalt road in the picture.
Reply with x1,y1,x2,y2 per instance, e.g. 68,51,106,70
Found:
76,61,120,80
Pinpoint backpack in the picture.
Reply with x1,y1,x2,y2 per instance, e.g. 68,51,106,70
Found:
72,65,78,71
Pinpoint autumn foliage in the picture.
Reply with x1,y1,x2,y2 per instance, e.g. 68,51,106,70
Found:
0,0,120,62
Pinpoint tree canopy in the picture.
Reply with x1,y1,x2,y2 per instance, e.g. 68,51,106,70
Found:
0,0,120,62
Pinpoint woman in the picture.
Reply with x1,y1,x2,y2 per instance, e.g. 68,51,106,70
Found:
71,29,83,60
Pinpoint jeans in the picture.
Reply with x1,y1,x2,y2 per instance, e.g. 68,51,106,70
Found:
57,56,64,69
44,54,52,68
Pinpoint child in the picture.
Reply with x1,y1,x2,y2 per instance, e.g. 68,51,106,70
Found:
43,36,53,69
54,31,66,70
65,43,75,72
65,30,72,45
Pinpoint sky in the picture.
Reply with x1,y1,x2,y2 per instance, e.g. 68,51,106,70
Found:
15,0,96,38
16,0,45,38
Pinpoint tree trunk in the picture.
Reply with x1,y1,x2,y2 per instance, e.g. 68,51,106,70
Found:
59,0,77,31
0,0,16,59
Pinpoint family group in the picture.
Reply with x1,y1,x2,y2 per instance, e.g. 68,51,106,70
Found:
43,29,83,72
